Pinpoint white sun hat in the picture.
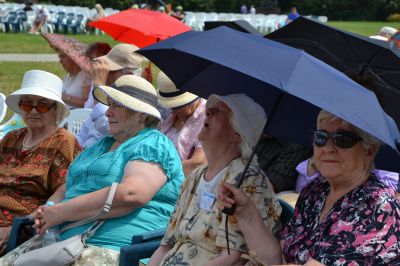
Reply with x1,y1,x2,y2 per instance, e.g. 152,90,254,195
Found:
157,71,199,109
94,74,162,120
206,93,267,148
6,70,69,121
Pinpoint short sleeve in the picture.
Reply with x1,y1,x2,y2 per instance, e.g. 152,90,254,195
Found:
49,131,82,192
125,130,183,181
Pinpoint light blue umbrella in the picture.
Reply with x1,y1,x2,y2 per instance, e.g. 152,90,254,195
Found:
138,26,400,170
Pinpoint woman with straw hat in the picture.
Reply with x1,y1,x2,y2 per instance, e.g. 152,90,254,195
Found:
0,70,81,254
158,71,207,176
2,74,184,264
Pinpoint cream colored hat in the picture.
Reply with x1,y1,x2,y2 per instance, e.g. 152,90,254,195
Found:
94,75,161,120
96,43,144,71
6,70,69,120
206,93,267,148
157,71,199,109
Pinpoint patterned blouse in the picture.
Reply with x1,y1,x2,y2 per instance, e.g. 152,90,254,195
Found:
281,175,400,265
160,157,282,265
0,128,81,226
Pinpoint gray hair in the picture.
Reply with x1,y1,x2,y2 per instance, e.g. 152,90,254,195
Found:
229,112,253,159
55,103,65,126
317,110,381,171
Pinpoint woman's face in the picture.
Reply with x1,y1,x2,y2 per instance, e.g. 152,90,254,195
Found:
58,52,80,74
198,101,234,144
105,98,143,141
313,118,372,182
20,95,58,129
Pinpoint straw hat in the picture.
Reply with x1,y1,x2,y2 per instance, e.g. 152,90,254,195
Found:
42,34,91,72
6,70,69,121
94,75,161,120
96,44,143,71
157,71,199,109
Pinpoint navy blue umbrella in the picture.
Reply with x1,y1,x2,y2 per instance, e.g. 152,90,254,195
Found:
138,26,400,171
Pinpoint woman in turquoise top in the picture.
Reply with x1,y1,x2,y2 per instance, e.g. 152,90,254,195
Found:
27,75,184,264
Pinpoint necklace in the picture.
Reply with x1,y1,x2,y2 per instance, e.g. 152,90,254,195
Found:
22,127,58,149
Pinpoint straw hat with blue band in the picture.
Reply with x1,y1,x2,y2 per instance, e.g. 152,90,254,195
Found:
93,75,162,120
157,71,199,109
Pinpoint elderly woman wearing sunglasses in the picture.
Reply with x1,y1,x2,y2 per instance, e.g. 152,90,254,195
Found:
0,70,81,254
217,110,400,265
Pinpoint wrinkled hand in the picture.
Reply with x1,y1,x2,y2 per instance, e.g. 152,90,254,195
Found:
34,204,65,236
216,182,255,219
92,58,110,86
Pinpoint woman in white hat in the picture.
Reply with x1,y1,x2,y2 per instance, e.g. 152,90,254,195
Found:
2,75,184,264
158,71,207,176
149,94,281,266
0,70,81,254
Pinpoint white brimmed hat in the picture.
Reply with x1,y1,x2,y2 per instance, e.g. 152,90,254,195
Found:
94,75,162,120
6,70,69,120
157,71,199,109
96,43,143,71
206,93,267,148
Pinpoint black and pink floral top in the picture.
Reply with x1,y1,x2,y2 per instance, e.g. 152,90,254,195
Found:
281,175,400,265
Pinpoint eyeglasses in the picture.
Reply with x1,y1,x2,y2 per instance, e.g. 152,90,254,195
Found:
313,130,362,149
19,102,56,113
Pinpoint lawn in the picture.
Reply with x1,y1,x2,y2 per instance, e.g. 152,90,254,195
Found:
328,21,399,36
0,33,119,53
0,62,65,122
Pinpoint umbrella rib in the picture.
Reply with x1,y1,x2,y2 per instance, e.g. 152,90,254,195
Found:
338,31,368,75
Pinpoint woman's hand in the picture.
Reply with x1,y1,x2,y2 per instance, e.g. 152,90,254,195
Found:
216,182,257,220
92,58,110,86
35,204,66,236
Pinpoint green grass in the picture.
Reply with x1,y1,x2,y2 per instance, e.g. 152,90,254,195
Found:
0,33,119,53
0,62,65,122
327,21,399,36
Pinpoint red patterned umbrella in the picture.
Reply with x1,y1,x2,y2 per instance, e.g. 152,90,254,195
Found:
89,9,191,48
41,33,91,72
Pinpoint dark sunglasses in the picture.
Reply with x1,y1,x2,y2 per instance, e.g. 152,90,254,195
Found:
313,130,362,149
19,102,56,113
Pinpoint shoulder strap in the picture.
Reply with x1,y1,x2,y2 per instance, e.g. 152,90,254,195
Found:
60,182,118,233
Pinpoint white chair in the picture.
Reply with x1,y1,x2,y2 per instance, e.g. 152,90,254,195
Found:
61,108,92,135
0,93,6,124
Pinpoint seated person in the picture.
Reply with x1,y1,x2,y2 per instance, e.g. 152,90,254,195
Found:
77,43,143,148
158,71,207,176
256,134,312,193
218,110,400,265
2,75,184,264
0,70,81,254
29,5,49,34
148,94,281,266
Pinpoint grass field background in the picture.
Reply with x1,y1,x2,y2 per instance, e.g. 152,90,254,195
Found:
0,21,399,122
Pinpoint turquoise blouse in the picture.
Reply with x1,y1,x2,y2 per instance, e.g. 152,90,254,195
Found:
60,128,184,251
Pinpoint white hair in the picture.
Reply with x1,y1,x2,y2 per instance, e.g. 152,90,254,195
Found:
317,110,381,171
229,113,253,159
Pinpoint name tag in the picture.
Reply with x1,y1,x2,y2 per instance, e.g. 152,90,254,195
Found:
199,192,216,212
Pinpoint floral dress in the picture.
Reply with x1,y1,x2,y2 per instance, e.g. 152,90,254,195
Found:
160,157,281,265
281,175,400,265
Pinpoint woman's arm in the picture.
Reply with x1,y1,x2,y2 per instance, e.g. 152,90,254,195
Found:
37,160,167,235
62,83,90,108
182,148,207,177
148,245,172,266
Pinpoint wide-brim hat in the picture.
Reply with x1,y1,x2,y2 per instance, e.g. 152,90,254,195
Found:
42,33,91,72
6,70,69,121
206,93,267,148
96,43,143,71
157,71,199,109
93,75,162,120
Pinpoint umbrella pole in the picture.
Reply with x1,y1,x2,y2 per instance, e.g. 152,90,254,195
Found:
222,91,286,254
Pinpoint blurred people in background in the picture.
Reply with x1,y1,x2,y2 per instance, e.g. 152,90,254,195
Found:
250,5,256,14
86,3,105,35
29,5,49,34
172,5,185,20
240,3,248,14
286,6,300,23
